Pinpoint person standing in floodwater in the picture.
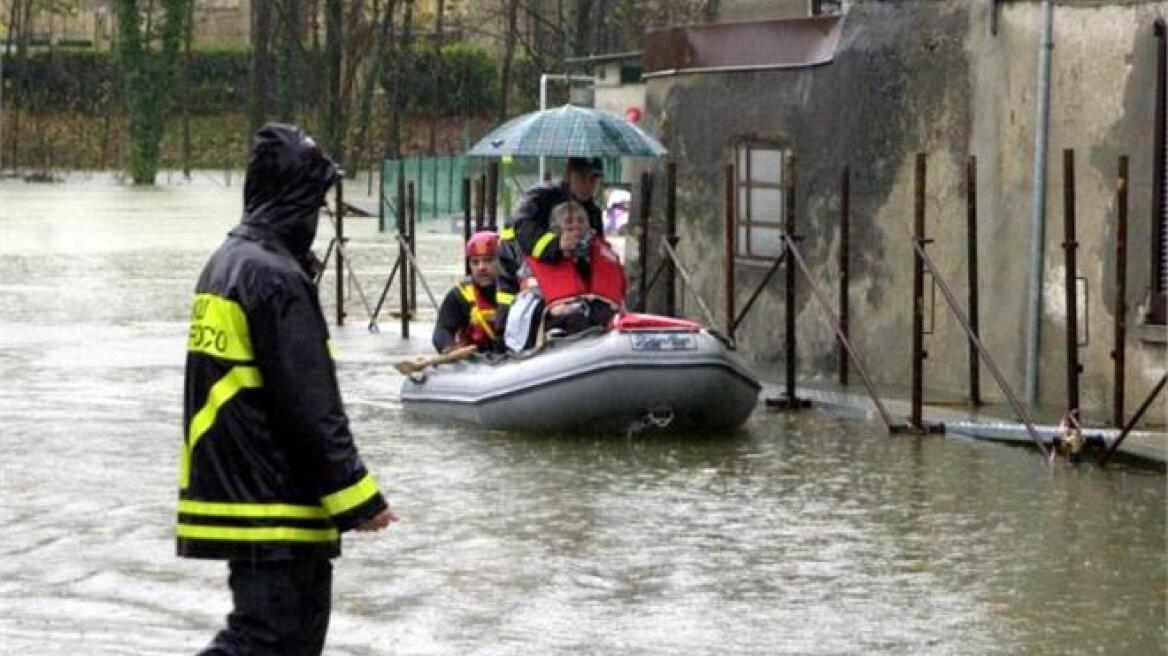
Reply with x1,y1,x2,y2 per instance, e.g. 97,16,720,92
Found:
178,123,397,655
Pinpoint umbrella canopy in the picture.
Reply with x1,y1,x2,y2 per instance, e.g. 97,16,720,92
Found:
466,104,668,158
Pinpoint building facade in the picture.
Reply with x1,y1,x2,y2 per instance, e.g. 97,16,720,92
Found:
636,0,1166,425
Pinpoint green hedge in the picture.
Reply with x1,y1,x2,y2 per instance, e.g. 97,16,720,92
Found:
2,43,502,117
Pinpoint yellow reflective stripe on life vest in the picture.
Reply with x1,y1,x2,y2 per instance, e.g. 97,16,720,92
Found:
178,499,328,520
471,306,497,340
177,523,339,543
460,283,497,340
188,294,253,362
500,226,516,240
179,366,264,489
320,473,380,517
495,291,516,306
532,231,557,258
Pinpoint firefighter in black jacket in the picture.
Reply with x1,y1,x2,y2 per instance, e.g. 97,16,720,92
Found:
180,124,396,656
433,230,501,353
495,157,604,336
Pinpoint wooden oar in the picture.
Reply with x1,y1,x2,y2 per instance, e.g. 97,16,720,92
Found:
393,344,478,375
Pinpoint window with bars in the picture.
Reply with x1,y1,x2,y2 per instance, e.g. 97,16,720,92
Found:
735,142,790,263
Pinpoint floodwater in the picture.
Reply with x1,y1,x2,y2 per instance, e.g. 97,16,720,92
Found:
0,177,1164,655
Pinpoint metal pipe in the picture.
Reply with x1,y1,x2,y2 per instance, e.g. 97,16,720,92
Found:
1113,156,1129,427
784,155,799,402
487,160,500,230
398,174,408,338
660,240,718,331
395,233,440,310
839,166,850,386
912,153,927,430
967,156,982,405
1062,149,1081,419
913,240,1050,459
784,234,898,430
462,177,472,276
665,162,678,317
335,178,345,326
1025,0,1055,407
1098,372,1167,467
638,170,652,312
474,175,485,231
725,163,736,339
1152,21,1167,321
408,181,418,312
369,257,400,332
732,250,787,334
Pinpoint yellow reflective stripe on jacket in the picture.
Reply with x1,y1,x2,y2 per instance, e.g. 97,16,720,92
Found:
188,294,254,361
320,473,380,517
177,523,338,543
179,499,327,519
496,291,516,306
327,339,338,359
179,366,264,489
532,231,557,258
500,226,516,240
459,283,497,340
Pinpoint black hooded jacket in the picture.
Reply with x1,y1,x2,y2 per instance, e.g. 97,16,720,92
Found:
178,124,387,561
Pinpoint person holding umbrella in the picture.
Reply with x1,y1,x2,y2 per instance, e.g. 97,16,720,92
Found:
495,157,605,337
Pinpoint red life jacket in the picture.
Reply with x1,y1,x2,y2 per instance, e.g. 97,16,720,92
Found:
526,238,626,306
456,281,498,348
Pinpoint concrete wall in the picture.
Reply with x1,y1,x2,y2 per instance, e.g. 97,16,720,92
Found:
637,0,1167,425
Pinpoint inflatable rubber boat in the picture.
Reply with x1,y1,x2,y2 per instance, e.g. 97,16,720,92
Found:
400,314,761,433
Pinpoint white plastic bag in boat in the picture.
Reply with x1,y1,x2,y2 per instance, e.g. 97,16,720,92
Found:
506,288,544,352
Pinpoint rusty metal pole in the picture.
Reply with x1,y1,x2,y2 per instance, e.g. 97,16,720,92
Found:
1099,371,1167,467
408,181,418,312
768,156,810,411
912,153,927,430
336,176,343,326
725,163,736,339
1063,149,1081,420
839,166,850,386
462,177,472,276
475,175,486,230
397,175,409,338
1112,156,1129,427
487,160,500,230
786,159,798,401
638,170,652,313
665,162,678,318
967,156,982,405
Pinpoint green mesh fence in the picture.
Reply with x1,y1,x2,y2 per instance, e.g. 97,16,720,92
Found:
380,156,622,233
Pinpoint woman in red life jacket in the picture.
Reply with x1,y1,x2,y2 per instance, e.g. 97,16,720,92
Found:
525,200,626,338
433,231,501,353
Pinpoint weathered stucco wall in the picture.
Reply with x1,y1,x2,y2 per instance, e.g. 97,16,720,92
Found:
637,0,1166,424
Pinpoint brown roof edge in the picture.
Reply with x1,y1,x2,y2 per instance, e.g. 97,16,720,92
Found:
644,16,843,78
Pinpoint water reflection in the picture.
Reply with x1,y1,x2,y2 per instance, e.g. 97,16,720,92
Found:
0,181,1163,655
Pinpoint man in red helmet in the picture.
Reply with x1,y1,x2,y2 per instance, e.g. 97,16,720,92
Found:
433,231,502,353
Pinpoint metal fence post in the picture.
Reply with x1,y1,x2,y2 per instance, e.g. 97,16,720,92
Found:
1112,156,1129,427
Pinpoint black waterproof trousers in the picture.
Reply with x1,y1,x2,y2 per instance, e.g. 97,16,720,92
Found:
198,559,333,656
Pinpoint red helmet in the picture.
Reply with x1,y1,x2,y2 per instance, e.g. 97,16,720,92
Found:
465,231,498,258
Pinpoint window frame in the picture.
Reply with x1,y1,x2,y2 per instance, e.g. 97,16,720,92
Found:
733,140,790,265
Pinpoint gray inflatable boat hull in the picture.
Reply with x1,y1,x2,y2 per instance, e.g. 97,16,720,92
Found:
400,329,760,433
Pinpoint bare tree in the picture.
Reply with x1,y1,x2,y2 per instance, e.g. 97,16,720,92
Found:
497,0,518,121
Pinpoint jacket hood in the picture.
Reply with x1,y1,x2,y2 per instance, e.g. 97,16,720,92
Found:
241,123,340,257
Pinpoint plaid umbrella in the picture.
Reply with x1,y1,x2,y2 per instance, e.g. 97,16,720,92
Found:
466,104,668,158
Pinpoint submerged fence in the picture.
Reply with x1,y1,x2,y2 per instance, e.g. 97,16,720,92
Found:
379,156,622,232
